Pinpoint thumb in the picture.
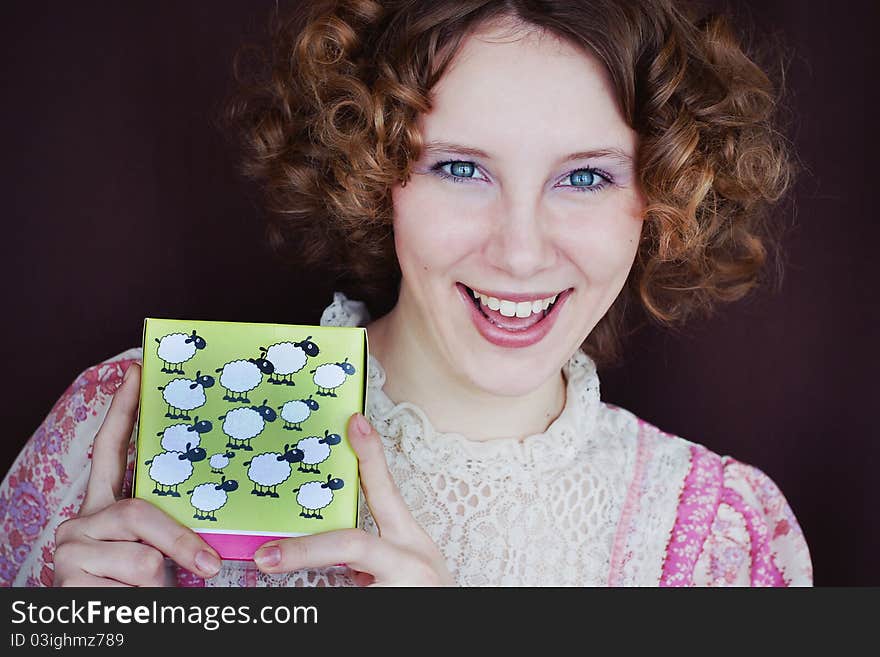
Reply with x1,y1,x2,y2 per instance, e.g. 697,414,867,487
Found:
81,362,141,516
347,412,415,540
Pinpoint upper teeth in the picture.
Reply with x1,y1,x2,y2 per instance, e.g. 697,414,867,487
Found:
471,288,560,318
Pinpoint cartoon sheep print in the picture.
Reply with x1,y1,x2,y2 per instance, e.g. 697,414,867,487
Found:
219,400,276,451
244,445,305,497
209,450,235,474
215,355,274,403
311,358,356,397
261,336,320,385
295,430,342,474
136,318,368,541
156,417,212,452
144,443,206,496
158,372,214,419
278,396,319,431
187,477,238,521
293,475,345,519
155,330,207,374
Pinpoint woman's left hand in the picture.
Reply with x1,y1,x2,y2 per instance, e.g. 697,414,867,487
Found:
252,413,455,586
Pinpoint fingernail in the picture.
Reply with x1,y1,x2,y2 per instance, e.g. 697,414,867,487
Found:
354,413,371,437
255,545,281,568
195,549,221,576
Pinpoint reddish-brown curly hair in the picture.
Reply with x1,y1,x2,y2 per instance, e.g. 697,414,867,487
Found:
223,0,797,367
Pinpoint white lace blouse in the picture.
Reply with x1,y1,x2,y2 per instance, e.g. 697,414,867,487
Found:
0,292,813,586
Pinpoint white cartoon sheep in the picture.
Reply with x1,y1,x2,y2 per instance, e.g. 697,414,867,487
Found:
261,336,320,386
144,443,207,497
155,330,207,374
295,429,342,474
310,358,356,397
156,417,213,452
215,355,274,403
293,474,345,519
186,477,238,521
208,450,236,474
157,371,215,420
278,395,320,431
243,444,305,498
218,400,276,451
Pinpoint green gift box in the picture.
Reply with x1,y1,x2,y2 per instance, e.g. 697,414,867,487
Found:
133,317,367,560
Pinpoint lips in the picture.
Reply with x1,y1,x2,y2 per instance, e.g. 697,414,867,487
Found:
464,286,548,330
456,283,572,349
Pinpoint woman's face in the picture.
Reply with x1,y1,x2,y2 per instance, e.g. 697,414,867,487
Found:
390,21,645,396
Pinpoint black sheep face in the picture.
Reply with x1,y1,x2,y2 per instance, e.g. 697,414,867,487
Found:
180,444,207,462
280,446,305,463
322,476,345,491
321,430,342,446
189,418,213,434
296,336,320,358
193,371,215,389
249,357,275,375
186,330,207,350
304,397,320,411
338,361,356,375
216,479,239,492
253,400,277,422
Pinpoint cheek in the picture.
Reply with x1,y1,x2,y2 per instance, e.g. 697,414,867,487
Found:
391,181,484,275
558,198,644,283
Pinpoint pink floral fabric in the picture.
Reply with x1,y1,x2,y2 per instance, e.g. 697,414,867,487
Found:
0,350,140,587
0,348,812,587
657,443,805,586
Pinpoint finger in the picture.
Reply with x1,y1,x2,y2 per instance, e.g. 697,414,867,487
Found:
79,498,222,579
55,539,169,587
348,413,417,539
56,571,130,587
82,362,141,515
253,528,411,580
351,570,375,587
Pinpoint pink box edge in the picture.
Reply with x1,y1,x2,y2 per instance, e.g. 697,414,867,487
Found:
197,532,283,561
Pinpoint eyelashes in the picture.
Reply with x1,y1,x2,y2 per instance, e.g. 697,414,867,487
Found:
430,159,614,194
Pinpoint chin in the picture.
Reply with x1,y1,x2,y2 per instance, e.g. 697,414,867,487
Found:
435,281,584,391
459,353,565,397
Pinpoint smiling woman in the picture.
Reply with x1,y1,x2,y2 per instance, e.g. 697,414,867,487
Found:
1,0,812,587
377,23,646,406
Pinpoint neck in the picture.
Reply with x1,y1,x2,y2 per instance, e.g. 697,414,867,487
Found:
366,297,567,442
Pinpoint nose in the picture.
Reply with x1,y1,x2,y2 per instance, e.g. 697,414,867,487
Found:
484,193,557,280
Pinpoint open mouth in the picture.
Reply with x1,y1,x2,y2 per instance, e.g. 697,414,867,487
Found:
458,283,570,331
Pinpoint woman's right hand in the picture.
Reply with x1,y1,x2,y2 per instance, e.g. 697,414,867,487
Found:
52,362,223,586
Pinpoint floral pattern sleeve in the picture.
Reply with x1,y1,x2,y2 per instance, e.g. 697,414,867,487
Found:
690,457,813,586
0,348,142,587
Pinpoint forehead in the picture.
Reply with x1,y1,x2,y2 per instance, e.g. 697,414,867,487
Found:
421,20,636,156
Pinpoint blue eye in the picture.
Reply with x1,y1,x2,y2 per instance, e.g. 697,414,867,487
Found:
431,159,613,194
558,168,612,194
433,160,483,182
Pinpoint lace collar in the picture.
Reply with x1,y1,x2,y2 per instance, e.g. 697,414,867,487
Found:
320,291,603,478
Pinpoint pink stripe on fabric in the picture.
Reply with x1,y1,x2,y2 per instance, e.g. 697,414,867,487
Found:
721,487,786,587
659,445,723,587
607,418,652,586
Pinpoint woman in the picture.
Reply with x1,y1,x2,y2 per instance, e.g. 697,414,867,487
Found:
1,0,812,586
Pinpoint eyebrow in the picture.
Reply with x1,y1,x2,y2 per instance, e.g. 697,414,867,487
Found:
423,140,634,166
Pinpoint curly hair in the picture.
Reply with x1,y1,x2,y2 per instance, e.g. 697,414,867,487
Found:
223,0,797,368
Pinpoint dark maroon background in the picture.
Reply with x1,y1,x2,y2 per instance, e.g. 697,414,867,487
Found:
2,1,877,585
